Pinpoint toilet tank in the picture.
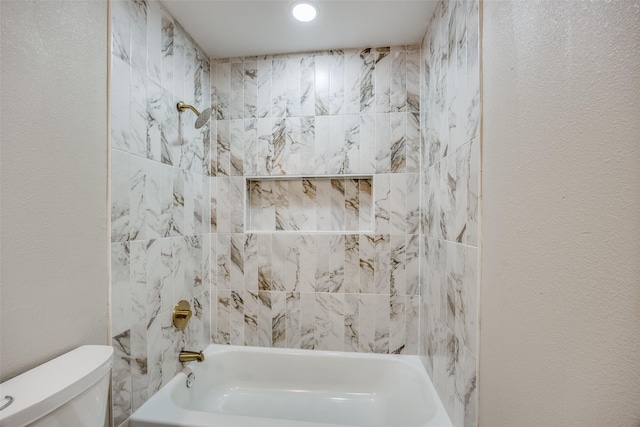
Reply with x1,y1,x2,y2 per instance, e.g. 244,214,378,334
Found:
0,345,113,427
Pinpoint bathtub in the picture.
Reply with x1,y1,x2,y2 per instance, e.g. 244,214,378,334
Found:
129,344,452,427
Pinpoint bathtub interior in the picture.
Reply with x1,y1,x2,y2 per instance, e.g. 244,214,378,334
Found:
131,345,452,427
170,346,436,427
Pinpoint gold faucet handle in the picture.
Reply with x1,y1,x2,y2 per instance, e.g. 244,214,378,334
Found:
172,300,192,329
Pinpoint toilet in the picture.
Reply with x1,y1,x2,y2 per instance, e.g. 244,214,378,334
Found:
0,345,113,427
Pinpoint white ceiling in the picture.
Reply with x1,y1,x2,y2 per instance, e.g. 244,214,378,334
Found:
160,1,437,59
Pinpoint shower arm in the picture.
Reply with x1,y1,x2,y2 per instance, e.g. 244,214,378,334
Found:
177,101,201,116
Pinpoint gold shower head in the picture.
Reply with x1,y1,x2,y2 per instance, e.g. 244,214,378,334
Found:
177,101,212,129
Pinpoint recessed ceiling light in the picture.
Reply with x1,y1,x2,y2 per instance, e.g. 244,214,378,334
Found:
291,2,317,22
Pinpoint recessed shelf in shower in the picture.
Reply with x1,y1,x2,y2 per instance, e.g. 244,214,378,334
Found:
245,175,374,233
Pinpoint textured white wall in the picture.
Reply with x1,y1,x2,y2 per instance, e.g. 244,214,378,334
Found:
0,1,109,381
481,1,640,426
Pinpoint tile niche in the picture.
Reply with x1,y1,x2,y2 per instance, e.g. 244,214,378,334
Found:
246,175,374,232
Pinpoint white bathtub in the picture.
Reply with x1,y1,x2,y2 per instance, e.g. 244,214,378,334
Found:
129,344,452,427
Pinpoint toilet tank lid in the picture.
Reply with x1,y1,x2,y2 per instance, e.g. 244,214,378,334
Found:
0,345,113,427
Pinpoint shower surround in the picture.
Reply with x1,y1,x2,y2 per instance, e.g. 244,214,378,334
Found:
109,0,479,426
110,0,212,425
209,46,422,354
419,1,480,426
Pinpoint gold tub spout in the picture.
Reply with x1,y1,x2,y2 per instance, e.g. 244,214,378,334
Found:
179,350,205,363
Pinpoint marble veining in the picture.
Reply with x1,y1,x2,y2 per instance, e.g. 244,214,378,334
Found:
360,49,375,113
109,0,481,424
212,289,423,356
419,1,479,427
210,227,422,354
247,177,374,232
110,1,211,426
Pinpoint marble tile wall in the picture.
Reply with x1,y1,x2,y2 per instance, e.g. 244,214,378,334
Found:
210,46,422,355
109,1,479,425
419,1,479,427
246,177,373,232
110,1,211,425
